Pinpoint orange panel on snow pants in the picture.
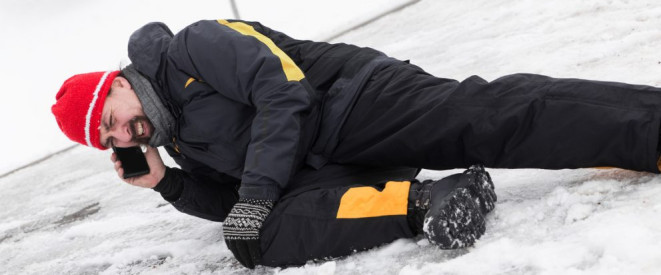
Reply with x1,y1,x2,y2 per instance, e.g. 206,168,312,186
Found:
336,181,411,219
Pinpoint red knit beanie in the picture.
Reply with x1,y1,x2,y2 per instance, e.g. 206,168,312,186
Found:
52,70,120,150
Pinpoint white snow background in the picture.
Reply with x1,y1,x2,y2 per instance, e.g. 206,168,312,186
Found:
2,0,661,274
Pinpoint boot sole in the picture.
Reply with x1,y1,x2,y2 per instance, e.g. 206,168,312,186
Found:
464,165,498,215
423,188,486,249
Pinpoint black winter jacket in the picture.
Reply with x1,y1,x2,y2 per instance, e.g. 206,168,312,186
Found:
128,19,389,205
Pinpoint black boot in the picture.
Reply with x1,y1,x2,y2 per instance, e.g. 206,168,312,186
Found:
407,165,497,249
463,164,497,215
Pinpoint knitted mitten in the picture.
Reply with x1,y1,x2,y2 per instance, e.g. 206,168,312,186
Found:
223,198,274,268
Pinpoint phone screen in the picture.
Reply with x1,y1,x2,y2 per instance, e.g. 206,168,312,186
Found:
112,146,150,179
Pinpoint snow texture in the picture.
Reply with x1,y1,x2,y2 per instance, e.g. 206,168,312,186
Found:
3,0,661,274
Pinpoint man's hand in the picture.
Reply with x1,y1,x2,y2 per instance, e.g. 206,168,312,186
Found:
223,198,274,269
111,146,166,188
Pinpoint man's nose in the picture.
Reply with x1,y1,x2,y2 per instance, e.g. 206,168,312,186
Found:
109,124,133,146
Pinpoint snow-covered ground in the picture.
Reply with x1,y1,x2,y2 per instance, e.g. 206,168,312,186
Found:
3,0,661,274
3,148,660,274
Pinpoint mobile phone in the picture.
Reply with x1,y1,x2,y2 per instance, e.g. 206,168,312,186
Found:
112,146,150,179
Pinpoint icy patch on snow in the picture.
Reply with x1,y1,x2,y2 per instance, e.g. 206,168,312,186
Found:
275,261,336,275
565,203,594,224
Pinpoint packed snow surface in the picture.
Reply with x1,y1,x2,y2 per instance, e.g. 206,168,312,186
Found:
3,0,661,274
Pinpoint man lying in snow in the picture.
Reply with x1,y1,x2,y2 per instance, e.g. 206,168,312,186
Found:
52,19,661,268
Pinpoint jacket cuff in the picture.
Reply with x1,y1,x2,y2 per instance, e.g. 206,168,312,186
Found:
153,167,184,202
238,183,280,201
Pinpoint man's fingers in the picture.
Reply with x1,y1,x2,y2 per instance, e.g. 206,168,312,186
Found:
111,151,153,187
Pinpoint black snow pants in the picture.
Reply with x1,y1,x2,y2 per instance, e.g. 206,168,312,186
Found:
258,164,420,267
329,59,661,172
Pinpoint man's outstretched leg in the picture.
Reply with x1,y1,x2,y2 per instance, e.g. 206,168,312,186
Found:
331,59,661,173
258,165,497,267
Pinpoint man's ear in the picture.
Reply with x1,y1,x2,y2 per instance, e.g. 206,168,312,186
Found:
112,76,132,90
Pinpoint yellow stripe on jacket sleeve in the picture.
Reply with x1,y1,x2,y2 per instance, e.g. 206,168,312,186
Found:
184,77,195,88
217,19,304,82
336,181,411,219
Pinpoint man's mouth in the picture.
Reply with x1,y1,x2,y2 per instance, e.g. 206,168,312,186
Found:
136,120,145,136
129,116,153,144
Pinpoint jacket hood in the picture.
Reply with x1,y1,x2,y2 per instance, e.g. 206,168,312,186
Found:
128,22,174,81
